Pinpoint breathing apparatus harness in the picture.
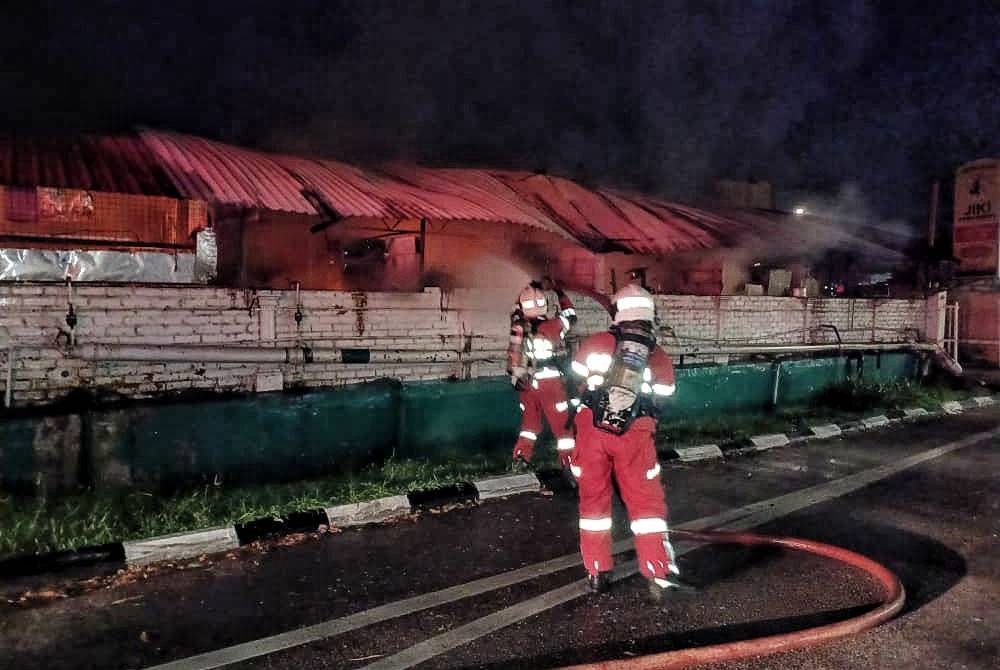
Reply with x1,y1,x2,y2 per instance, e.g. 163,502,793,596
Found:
586,320,658,435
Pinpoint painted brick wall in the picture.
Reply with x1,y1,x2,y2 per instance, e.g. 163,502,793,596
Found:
0,284,935,407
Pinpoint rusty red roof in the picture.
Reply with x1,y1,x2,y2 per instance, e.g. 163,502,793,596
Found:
0,133,180,197
0,128,900,261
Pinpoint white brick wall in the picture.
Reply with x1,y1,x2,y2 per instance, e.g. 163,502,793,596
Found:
0,284,933,407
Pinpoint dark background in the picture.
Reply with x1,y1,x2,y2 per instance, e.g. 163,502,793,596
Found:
1,1,997,226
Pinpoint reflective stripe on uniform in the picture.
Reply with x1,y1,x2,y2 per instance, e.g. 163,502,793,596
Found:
653,383,676,396
519,402,525,411
570,464,582,478
533,367,561,380
555,400,569,412
570,398,581,406
579,517,613,532
556,437,575,451
646,463,661,480
518,430,538,441
571,361,590,377
617,296,655,311
586,374,605,389
630,517,668,535
643,367,652,382
641,382,652,393
585,352,613,373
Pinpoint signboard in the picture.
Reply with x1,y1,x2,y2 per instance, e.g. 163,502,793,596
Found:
38,188,95,222
954,159,999,274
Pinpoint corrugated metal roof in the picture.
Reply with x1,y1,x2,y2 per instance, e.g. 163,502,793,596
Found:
0,129,901,262
137,130,577,240
0,133,180,197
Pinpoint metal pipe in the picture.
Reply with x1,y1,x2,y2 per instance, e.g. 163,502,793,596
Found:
4,347,13,409
666,342,937,356
75,344,300,364
771,361,782,407
71,343,496,366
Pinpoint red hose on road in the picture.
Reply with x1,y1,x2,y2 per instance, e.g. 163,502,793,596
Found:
555,529,906,670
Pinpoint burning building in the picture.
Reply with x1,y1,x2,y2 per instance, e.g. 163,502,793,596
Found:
1,129,903,297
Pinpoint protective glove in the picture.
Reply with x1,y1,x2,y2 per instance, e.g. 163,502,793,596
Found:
508,367,529,391
512,443,533,463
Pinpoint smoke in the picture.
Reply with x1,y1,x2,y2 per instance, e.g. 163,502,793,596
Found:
424,254,532,294
778,182,920,249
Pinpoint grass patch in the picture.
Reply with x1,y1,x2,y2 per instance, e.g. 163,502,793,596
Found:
0,453,513,560
812,378,966,413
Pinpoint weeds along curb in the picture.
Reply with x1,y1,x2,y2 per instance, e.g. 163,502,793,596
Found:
2,394,997,580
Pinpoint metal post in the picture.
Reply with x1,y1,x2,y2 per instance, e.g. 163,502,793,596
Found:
4,347,14,409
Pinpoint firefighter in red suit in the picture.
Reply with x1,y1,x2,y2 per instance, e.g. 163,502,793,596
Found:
568,283,689,600
508,280,578,467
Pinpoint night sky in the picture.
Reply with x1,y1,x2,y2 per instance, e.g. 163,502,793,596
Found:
1,1,997,226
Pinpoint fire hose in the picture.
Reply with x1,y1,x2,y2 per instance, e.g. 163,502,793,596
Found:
554,528,906,670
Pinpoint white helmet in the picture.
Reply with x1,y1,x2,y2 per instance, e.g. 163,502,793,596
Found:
517,284,548,319
612,283,655,324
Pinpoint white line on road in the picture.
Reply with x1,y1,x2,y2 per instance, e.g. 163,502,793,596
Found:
144,427,1000,670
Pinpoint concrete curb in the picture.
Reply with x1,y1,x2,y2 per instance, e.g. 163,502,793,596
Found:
674,444,724,462
0,473,544,579
2,395,996,579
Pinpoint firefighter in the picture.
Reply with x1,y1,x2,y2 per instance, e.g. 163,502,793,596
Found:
567,282,689,601
508,279,577,467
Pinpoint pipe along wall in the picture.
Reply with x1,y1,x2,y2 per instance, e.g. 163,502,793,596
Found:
0,352,921,496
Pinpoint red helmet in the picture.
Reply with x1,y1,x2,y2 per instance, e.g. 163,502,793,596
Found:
517,284,548,319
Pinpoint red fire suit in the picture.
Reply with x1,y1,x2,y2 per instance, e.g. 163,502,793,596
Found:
569,331,678,582
509,294,577,464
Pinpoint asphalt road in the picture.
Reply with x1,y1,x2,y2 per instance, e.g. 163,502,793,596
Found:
1,409,997,670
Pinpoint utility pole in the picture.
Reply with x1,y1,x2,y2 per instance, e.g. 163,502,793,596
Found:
928,179,940,250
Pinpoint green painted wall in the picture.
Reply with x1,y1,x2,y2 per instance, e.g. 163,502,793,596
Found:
0,353,919,495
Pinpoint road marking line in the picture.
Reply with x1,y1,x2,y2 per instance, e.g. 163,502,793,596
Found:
144,427,1000,670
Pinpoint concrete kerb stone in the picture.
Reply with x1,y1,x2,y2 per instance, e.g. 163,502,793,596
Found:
942,400,964,414
474,473,541,500
674,444,724,462
861,415,891,429
123,526,239,566
903,407,930,418
325,495,412,528
750,433,790,450
810,424,843,439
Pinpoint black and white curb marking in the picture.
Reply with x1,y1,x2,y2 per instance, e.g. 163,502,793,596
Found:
0,473,542,579
3,393,997,580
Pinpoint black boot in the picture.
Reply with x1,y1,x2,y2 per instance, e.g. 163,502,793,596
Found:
587,571,613,594
646,574,698,603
